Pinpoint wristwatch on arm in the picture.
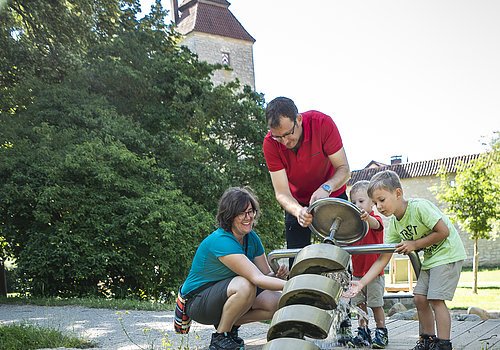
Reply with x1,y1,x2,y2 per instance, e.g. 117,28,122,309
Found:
321,183,332,195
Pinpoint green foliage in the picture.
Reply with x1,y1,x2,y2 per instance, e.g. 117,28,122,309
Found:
1,83,214,297
435,135,499,293
0,323,94,350
0,0,284,299
436,145,500,241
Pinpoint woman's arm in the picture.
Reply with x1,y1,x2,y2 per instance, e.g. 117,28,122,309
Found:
253,253,288,279
219,254,286,291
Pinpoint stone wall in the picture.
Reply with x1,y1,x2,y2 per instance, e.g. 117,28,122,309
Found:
348,175,499,268
180,32,255,89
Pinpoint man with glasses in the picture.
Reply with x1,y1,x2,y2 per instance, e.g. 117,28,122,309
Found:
263,96,351,257
262,96,353,345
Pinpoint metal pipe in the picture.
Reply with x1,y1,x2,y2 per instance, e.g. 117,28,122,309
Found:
343,243,399,254
268,243,421,278
267,248,300,273
329,217,342,238
407,251,422,279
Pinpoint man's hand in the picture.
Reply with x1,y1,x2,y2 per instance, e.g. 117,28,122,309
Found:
395,241,418,255
309,186,331,204
297,206,313,227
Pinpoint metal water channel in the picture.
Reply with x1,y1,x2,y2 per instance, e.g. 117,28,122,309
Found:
268,244,422,279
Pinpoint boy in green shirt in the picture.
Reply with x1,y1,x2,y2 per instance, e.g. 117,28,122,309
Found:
344,170,466,350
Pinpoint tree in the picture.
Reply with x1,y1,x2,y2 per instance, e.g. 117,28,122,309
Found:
0,80,213,297
0,0,284,298
436,134,499,294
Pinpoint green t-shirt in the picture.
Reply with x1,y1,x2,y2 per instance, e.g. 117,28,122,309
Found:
386,198,467,270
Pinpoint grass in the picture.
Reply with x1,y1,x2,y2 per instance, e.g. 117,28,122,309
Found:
448,268,500,311
457,267,499,286
0,323,95,350
0,297,173,350
386,267,500,311
448,286,499,311
0,295,173,311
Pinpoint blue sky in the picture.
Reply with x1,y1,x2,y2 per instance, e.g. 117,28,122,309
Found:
142,0,499,170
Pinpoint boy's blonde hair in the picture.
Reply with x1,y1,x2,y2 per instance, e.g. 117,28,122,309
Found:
350,180,370,198
367,170,402,198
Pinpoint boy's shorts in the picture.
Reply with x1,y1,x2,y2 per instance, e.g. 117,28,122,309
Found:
351,275,385,308
185,277,263,325
413,260,463,300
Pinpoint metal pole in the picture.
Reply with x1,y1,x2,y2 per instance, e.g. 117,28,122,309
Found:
268,243,421,278
324,217,342,244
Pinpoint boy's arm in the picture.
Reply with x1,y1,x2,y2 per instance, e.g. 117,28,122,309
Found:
344,253,392,297
360,210,381,230
368,214,382,230
395,219,449,255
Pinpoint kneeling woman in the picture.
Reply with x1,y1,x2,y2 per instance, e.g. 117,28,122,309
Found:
180,187,288,350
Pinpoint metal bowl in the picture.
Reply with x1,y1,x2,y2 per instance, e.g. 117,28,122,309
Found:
307,198,368,246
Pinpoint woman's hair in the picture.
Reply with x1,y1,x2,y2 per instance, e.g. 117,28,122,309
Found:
216,186,260,232
367,170,402,198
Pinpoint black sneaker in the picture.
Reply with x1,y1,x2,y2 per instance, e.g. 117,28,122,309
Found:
228,325,244,348
349,326,371,347
410,334,435,350
372,327,388,349
209,332,242,350
429,338,452,350
337,318,354,346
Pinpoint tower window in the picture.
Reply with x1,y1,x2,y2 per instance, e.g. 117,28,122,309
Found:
222,52,230,66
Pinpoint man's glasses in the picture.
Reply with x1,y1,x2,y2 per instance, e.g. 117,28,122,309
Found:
237,209,257,219
270,121,297,141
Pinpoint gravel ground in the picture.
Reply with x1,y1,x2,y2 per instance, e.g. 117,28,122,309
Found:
0,304,269,350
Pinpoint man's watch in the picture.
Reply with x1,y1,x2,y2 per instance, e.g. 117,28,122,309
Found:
322,183,332,194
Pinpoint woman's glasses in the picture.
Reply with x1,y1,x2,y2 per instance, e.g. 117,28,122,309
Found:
237,209,257,219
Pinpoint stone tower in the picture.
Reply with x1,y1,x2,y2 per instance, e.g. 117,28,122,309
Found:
171,0,256,89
